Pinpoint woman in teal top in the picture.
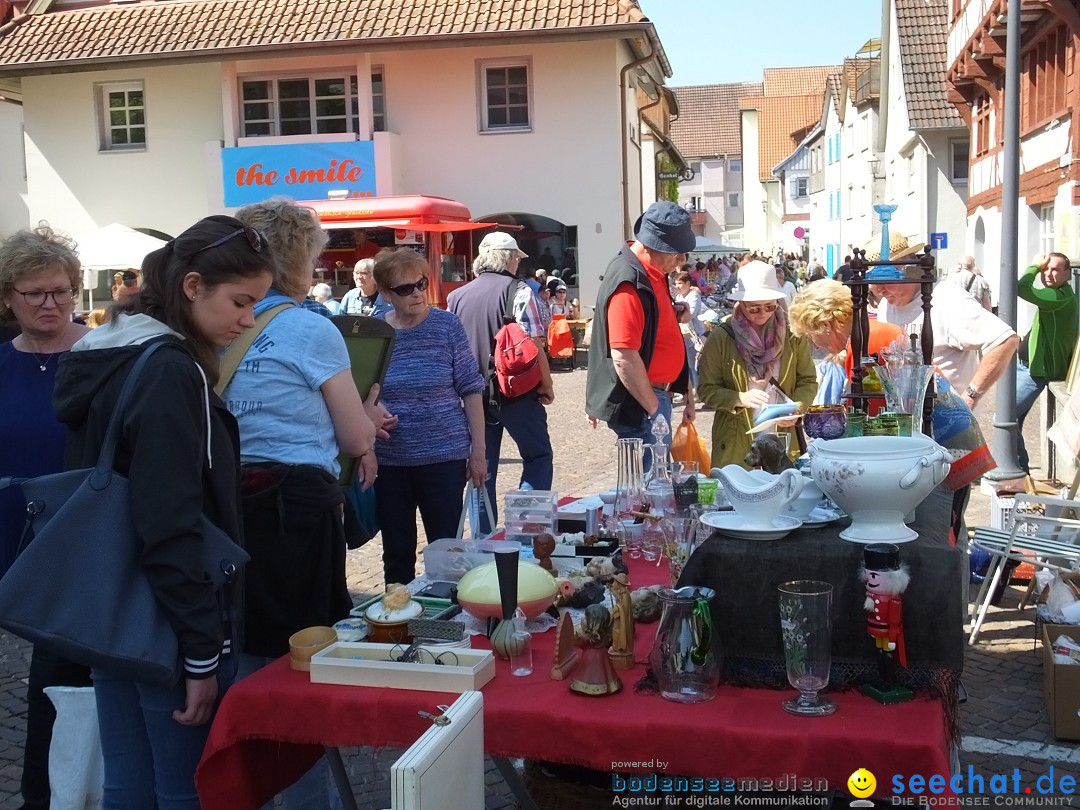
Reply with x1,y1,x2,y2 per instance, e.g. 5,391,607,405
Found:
1016,251,1076,472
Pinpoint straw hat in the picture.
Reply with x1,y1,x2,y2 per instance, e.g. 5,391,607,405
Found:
727,260,787,301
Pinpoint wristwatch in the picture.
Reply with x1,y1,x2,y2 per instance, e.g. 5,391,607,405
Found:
965,385,982,401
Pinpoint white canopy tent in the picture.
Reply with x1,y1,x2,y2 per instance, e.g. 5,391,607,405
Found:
692,236,740,254
75,223,168,309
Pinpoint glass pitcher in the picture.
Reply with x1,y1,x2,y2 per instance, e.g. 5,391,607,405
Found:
649,586,720,704
643,415,675,514
615,438,646,518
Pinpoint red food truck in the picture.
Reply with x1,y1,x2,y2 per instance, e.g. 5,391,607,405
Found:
304,194,511,308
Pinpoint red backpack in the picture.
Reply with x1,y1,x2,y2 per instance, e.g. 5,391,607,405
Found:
492,281,542,398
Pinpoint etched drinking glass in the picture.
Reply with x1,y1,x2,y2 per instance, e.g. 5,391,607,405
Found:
777,580,836,716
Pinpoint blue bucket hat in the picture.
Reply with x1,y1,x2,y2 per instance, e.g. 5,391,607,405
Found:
633,201,696,255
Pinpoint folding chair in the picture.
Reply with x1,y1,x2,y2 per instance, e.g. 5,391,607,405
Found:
967,493,1080,645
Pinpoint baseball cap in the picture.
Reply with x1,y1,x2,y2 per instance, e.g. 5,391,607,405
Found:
478,232,527,258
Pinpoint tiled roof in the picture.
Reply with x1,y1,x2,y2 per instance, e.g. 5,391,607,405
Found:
895,0,964,129
743,93,824,182
762,65,837,98
669,81,762,158
0,0,670,74
825,72,844,117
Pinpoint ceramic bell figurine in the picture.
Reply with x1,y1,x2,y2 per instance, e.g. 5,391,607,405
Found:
569,604,622,696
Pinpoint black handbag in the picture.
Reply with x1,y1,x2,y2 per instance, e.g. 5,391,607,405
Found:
0,341,249,686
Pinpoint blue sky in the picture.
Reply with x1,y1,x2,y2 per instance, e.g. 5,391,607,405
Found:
639,0,884,86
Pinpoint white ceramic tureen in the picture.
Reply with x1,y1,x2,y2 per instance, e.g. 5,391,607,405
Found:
808,435,950,543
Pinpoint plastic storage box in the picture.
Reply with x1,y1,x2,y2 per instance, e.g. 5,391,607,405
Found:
502,489,558,545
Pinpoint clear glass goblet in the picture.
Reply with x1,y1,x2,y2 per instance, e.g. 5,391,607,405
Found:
777,580,836,716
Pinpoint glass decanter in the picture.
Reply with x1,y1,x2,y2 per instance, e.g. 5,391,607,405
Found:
643,415,675,515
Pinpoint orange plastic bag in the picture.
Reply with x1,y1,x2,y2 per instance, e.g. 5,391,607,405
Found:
547,317,575,358
671,419,711,470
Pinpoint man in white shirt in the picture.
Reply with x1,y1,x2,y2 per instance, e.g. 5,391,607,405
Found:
874,281,1019,410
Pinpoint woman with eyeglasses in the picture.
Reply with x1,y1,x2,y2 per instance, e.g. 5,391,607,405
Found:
51,214,274,808
372,248,486,585
697,260,816,469
0,224,93,810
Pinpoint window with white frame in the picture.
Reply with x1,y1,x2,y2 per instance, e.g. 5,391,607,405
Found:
370,68,386,132
1039,204,1056,255
905,152,916,194
240,73,385,137
728,193,740,208
859,112,870,152
794,177,809,199
949,139,969,184
98,82,146,150
479,61,530,131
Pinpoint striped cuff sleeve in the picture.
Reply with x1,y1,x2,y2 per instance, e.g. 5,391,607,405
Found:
184,653,220,679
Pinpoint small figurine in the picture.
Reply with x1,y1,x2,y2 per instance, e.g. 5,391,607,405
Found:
557,576,606,609
744,433,794,473
550,613,580,680
532,533,557,576
569,604,622,696
630,585,663,623
860,542,913,704
607,573,635,670
585,553,627,583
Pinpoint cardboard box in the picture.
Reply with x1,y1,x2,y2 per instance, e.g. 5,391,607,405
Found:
1041,623,1080,740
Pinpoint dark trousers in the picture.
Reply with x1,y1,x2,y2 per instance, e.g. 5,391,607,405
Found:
21,646,93,809
481,394,554,532
375,460,467,585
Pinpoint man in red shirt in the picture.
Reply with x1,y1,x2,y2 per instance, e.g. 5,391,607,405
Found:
586,201,695,449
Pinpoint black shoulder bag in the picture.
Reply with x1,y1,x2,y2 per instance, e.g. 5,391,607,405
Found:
0,341,248,686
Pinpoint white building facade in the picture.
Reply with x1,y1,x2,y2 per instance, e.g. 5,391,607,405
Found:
0,0,678,309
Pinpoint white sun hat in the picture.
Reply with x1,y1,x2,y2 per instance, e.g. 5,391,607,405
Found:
727,260,787,301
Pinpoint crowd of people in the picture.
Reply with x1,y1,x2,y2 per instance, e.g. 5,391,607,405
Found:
0,195,1074,807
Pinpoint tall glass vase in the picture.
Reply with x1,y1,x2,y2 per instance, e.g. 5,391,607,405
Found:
778,580,836,716
614,438,645,519
876,364,934,432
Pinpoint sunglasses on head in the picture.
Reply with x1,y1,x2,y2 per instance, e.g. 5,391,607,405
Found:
387,276,429,297
742,302,779,314
194,226,264,256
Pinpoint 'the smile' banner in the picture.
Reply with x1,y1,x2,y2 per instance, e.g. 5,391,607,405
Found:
222,141,376,207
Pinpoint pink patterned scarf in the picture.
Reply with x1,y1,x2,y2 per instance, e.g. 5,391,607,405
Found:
730,303,787,379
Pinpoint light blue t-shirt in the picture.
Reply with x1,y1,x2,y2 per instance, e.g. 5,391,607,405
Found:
223,303,350,477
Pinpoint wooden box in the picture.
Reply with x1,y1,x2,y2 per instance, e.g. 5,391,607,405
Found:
309,642,495,692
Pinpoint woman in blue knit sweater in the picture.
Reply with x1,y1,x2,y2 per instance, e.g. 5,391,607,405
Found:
373,249,487,584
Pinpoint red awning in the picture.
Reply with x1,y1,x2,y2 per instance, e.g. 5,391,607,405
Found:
320,219,519,232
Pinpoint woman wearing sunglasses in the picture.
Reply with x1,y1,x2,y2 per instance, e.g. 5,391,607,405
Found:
372,248,486,585
697,260,816,469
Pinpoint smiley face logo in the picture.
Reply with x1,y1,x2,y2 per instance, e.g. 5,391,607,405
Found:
847,768,876,799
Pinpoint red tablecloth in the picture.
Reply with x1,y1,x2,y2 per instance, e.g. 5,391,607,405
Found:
196,553,953,808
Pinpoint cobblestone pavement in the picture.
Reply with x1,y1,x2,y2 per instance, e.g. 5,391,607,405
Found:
0,363,1075,808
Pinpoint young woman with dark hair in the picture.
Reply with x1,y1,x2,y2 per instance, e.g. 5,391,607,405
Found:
52,214,274,808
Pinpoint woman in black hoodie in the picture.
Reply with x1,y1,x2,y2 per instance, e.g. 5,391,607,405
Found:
52,215,273,809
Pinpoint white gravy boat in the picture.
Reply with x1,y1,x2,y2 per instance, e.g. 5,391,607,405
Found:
710,465,804,529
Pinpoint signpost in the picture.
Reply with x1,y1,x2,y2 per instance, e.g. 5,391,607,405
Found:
930,232,948,250
793,227,806,239
659,169,696,181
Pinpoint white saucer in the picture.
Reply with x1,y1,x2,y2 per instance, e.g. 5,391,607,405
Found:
699,512,802,541
799,506,846,529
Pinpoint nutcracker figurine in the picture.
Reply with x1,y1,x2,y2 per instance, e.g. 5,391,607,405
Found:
859,543,913,704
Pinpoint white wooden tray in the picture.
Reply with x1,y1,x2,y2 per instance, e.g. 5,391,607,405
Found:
309,642,495,692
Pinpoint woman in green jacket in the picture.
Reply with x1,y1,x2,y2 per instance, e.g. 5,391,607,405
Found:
697,261,817,468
